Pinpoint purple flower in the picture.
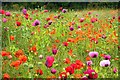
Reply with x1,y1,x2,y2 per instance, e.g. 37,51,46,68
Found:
104,55,111,60
32,20,40,26
89,51,98,58
87,60,93,66
62,9,67,13
100,60,110,67
2,18,7,23
113,67,117,73
52,48,58,55
51,68,57,74
69,26,74,31
5,12,11,16
22,8,27,15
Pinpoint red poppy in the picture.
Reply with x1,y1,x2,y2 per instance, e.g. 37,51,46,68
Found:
31,45,37,52
3,73,10,79
10,35,14,41
44,10,48,13
75,60,84,69
70,63,78,70
59,72,67,79
0,10,5,14
59,7,63,10
46,17,50,21
10,60,22,67
36,69,43,75
1,51,10,57
65,66,74,74
16,21,21,26
63,42,68,46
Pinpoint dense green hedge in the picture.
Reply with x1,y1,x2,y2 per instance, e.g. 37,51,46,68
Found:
2,2,118,10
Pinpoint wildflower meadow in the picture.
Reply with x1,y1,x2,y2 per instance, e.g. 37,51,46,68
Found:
1,2,119,80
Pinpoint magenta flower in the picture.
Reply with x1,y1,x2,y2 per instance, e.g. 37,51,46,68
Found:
22,8,27,15
69,26,74,31
89,51,98,58
52,48,58,55
88,12,92,15
104,55,111,60
44,10,48,13
51,68,57,74
86,60,93,66
78,26,81,28
45,56,54,68
91,18,97,23
113,67,117,73
32,19,40,26
100,60,110,67
62,9,67,13
84,69,98,79
48,20,52,25
79,18,85,22
2,18,7,23
5,12,11,16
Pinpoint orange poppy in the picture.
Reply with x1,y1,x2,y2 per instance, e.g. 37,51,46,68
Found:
86,56,91,61
64,58,71,64
10,60,22,68
19,55,27,63
67,38,74,43
55,39,60,43
68,49,73,56
14,49,24,58
10,35,14,41
3,73,10,79
74,74,82,78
